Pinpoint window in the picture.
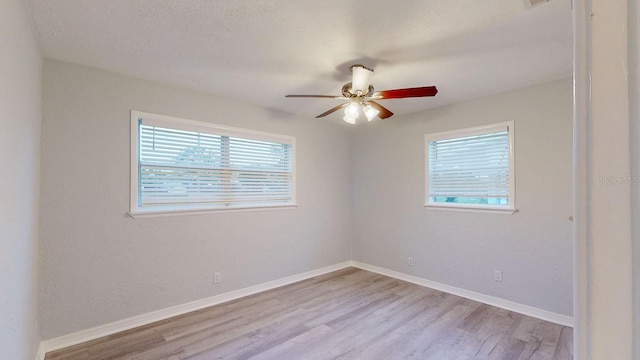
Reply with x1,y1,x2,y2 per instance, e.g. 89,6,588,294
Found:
130,111,296,217
424,121,515,213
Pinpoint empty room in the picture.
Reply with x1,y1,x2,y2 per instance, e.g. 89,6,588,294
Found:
2,0,637,359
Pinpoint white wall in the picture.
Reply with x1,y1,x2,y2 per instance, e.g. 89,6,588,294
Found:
352,78,573,316
0,0,42,358
632,1,640,357
579,0,634,358
39,60,353,339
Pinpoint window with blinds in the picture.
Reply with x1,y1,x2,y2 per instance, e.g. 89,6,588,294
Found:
424,121,515,212
130,111,295,216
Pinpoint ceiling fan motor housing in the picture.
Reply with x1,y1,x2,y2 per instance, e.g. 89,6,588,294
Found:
342,83,375,98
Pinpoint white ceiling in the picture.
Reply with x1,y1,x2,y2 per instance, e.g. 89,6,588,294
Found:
25,0,573,123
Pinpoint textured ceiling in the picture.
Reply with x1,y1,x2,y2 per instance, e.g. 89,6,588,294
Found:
25,0,573,123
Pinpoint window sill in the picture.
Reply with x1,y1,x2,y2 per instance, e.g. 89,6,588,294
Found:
129,203,298,219
424,204,518,215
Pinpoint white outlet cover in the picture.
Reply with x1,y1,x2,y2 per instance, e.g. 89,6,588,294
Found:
494,270,503,282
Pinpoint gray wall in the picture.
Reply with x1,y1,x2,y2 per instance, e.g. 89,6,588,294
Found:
352,78,573,316
39,60,353,339
39,59,573,340
0,0,42,358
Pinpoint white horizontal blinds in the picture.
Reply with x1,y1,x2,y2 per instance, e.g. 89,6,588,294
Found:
138,120,293,208
429,126,510,202
226,137,292,203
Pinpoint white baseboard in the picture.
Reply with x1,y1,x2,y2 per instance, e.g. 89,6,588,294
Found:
351,261,574,327
35,343,45,360
35,261,352,360
36,259,573,359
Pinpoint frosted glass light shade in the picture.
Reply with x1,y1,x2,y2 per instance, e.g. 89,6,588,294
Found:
351,65,373,93
345,102,359,117
343,102,360,124
363,104,380,121
342,115,356,124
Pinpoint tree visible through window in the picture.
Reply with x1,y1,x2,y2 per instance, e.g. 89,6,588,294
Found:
130,111,296,216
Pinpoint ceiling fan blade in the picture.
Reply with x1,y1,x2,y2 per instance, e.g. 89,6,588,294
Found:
316,103,348,118
368,101,394,119
373,86,438,99
286,95,343,99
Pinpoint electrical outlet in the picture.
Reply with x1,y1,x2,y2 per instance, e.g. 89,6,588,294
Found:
408,257,414,267
213,272,221,284
494,270,503,282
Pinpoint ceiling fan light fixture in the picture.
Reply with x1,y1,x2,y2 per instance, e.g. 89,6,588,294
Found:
524,0,550,8
345,101,359,116
343,102,360,124
342,114,357,124
363,104,379,121
350,64,374,94
285,64,438,123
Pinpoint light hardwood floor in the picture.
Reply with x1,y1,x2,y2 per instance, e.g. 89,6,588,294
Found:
45,268,572,360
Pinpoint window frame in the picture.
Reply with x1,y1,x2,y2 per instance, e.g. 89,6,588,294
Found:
129,110,297,218
424,121,516,214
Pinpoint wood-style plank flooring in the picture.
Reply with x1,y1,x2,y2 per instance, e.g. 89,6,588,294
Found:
45,268,572,360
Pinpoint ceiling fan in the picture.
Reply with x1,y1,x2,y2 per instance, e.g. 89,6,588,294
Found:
286,64,438,124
